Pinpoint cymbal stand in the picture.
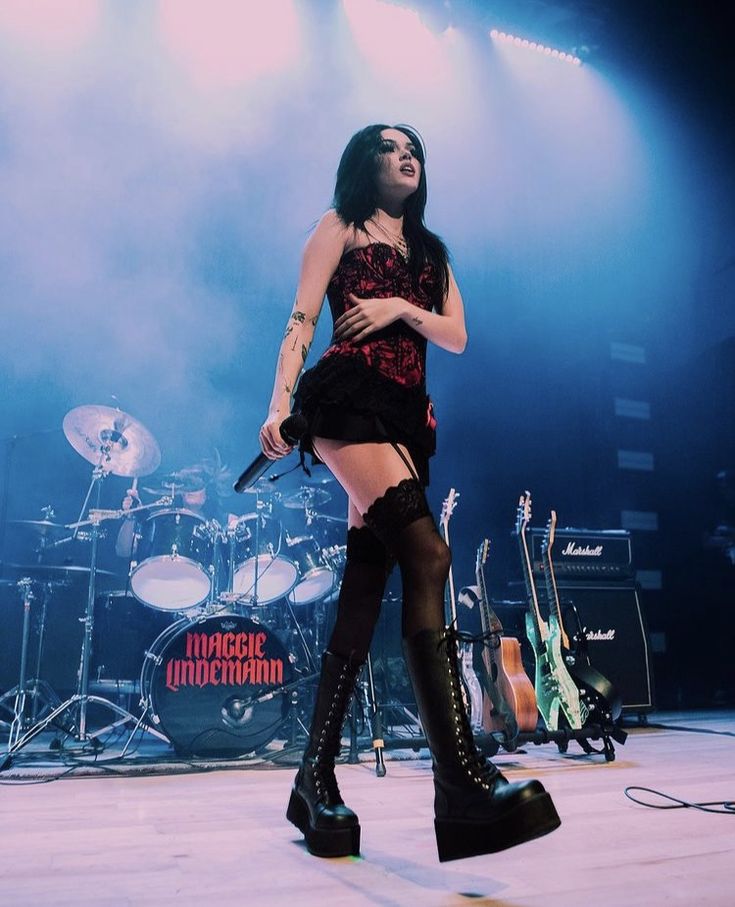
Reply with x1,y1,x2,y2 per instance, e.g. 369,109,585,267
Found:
29,580,59,724
0,579,34,748
1,460,151,764
283,598,318,674
0,578,63,743
347,653,387,776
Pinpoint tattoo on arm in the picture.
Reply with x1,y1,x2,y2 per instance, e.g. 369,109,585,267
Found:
411,315,423,327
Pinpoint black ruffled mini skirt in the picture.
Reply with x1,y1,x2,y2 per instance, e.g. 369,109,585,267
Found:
293,353,436,487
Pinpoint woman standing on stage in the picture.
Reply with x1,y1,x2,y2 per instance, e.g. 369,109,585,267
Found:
260,123,560,862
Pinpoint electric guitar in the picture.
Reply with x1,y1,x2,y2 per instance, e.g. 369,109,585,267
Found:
516,492,587,731
440,489,484,732
541,510,622,723
474,539,538,739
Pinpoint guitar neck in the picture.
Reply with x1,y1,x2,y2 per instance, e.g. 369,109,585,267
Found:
517,502,548,641
476,544,502,637
440,488,459,628
542,515,570,651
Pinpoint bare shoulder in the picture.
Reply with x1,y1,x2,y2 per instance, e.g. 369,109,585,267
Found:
312,209,351,246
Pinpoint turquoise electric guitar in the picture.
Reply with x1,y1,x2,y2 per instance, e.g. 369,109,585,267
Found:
515,492,587,731
541,510,622,723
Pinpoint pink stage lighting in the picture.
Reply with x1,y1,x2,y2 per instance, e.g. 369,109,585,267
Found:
158,0,302,89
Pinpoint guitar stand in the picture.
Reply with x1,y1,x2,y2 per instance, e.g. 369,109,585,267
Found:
500,723,628,763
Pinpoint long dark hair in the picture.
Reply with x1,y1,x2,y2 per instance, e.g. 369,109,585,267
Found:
332,123,450,310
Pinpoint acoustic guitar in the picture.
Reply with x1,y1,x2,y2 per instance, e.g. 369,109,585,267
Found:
473,539,538,739
439,489,485,732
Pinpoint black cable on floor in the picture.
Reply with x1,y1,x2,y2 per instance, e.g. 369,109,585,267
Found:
642,722,735,739
624,786,735,815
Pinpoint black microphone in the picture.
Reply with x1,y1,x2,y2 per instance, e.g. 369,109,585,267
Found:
233,413,308,494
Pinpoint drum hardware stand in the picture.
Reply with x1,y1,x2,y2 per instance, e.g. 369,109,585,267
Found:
0,578,63,745
0,579,36,749
347,653,387,776
1,462,155,766
258,671,319,753
283,598,319,674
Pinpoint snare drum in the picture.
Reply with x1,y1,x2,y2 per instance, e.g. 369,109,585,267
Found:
227,514,298,605
130,509,214,611
285,535,335,605
141,613,293,756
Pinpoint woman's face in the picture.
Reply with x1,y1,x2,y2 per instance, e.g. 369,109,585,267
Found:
374,128,422,201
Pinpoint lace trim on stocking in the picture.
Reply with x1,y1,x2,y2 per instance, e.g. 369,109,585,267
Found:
361,478,431,553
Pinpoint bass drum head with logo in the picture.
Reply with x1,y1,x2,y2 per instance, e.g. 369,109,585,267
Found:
145,614,293,757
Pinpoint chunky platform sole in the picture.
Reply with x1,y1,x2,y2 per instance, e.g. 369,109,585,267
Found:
434,791,561,862
287,789,361,858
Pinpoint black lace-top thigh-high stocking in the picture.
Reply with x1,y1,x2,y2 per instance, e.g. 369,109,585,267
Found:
362,478,451,639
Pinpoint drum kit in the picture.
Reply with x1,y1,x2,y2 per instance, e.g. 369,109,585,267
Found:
0,404,349,764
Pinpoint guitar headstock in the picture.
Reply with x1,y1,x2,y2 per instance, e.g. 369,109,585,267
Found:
515,491,532,537
475,538,490,573
440,487,459,529
541,509,557,557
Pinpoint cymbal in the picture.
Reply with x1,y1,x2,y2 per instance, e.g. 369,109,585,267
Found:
240,477,281,495
303,473,336,486
10,519,68,536
3,563,118,579
63,405,161,478
282,487,331,509
142,474,205,496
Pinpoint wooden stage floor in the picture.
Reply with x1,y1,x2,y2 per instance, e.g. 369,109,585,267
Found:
1,711,733,906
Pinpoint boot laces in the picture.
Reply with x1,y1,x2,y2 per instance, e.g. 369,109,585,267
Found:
439,627,502,791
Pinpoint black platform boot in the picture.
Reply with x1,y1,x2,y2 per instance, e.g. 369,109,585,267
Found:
403,627,561,862
286,651,362,857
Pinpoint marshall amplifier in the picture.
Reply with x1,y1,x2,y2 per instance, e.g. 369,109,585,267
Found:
557,582,654,713
530,527,633,580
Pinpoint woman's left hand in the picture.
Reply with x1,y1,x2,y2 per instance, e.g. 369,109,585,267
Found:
333,293,406,342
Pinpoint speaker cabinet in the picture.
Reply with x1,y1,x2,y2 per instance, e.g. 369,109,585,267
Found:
557,582,654,713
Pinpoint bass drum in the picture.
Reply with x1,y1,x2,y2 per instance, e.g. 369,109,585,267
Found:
93,591,173,688
141,613,293,757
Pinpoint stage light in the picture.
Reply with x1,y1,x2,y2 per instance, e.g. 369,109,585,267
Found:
158,0,302,90
342,0,450,86
490,28,582,66
0,0,99,54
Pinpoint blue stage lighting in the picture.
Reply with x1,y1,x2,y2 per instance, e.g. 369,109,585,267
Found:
490,28,582,66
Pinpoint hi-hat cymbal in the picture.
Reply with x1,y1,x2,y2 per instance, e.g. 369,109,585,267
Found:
240,477,281,495
62,405,161,478
282,487,331,509
303,473,336,486
3,563,118,579
10,519,68,536
142,480,203,497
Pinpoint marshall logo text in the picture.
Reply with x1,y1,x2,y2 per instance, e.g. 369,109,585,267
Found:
583,627,616,641
561,542,604,557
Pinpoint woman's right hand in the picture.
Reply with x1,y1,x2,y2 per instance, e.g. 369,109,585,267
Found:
259,410,294,460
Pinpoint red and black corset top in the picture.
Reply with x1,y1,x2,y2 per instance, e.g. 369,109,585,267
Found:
322,242,438,388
